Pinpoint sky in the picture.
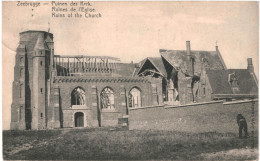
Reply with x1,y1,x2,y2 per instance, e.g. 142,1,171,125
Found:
2,1,259,130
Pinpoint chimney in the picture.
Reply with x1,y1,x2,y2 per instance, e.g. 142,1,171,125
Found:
247,58,254,73
186,41,191,61
216,45,218,51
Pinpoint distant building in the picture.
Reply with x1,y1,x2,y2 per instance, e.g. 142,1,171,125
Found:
11,30,258,130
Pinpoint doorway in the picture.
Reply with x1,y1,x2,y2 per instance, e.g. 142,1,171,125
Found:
74,112,84,127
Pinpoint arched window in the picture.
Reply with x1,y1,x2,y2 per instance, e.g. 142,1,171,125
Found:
71,87,86,105
100,87,115,110
129,87,141,108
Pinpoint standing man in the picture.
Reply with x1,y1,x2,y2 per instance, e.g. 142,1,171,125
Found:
236,114,249,138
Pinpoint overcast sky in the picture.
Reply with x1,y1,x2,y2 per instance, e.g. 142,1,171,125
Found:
2,1,259,130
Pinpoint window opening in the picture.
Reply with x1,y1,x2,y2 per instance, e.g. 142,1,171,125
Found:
20,84,23,98
101,87,115,110
129,87,141,108
71,87,86,105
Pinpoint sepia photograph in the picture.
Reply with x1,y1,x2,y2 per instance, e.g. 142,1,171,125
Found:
2,1,259,160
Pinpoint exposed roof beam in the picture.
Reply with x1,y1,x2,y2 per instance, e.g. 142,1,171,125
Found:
54,55,120,61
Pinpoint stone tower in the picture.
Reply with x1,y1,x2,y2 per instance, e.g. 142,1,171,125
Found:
11,31,54,130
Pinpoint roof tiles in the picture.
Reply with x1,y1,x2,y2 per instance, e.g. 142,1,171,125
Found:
160,49,225,70
206,69,258,94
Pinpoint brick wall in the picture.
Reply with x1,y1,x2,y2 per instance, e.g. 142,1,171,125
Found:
52,76,163,127
63,109,92,128
129,100,258,133
11,31,52,130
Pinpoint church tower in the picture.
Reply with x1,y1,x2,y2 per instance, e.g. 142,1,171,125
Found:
11,31,53,130
10,43,27,130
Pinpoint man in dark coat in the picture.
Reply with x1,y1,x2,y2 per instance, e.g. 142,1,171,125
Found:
236,114,249,138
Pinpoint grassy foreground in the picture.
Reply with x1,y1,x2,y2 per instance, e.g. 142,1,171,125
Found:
3,127,258,160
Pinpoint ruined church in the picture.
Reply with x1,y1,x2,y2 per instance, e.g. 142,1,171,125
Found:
11,30,258,130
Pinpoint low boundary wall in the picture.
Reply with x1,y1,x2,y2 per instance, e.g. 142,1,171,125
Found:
129,100,258,133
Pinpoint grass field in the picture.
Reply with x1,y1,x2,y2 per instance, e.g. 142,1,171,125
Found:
3,127,258,160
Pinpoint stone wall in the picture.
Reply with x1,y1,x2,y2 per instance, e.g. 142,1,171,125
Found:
129,100,258,133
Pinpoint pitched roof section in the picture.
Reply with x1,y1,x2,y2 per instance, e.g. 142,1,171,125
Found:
227,69,258,94
147,57,167,77
160,50,186,68
206,70,233,94
135,57,167,77
206,69,258,94
160,49,225,70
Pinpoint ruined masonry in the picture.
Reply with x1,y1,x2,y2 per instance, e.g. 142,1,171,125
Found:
11,30,258,130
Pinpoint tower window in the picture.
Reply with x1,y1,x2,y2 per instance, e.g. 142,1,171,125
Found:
19,106,22,121
20,84,23,98
40,61,43,66
203,88,206,96
19,57,24,66
20,68,24,78
40,88,43,94
41,113,43,118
